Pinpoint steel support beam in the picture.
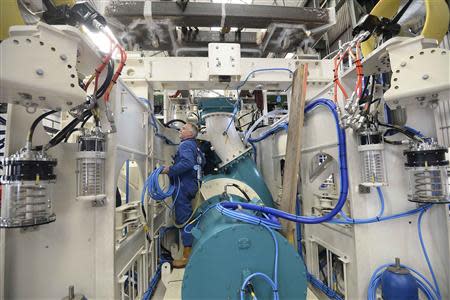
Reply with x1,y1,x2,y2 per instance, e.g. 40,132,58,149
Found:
106,1,331,28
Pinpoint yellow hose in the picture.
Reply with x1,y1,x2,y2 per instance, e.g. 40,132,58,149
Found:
0,0,76,41
422,0,450,43
361,0,449,57
0,0,25,40
361,0,400,57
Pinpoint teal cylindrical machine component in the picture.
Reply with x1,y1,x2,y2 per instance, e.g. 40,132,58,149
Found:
182,198,307,300
182,155,307,299
182,98,307,299
203,154,274,207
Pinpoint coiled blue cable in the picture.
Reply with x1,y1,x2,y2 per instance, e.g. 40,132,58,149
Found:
141,166,180,209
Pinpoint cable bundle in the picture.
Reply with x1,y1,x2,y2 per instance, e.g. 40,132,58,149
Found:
216,202,282,230
141,166,180,208
332,32,369,103
84,27,127,102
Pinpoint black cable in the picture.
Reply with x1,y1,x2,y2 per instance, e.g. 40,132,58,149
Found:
44,110,92,149
359,76,370,100
378,122,422,142
236,110,257,130
237,110,256,122
28,110,58,147
96,59,114,99
365,75,377,113
392,0,414,24
164,119,186,128
81,114,92,128
64,128,80,142
63,112,94,143
384,138,403,145
236,120,255,130
228,183,251,202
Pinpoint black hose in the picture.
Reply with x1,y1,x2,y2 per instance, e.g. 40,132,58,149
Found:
64,128,81,142
365,75,377,112
392,0,414,24
379,122,422,142
384,138,403,145
96,60,114,99
28,110,58,147
63,112,95,143
227,183,251,202
44,110,92,149
81,114,92,128
164,119,186,128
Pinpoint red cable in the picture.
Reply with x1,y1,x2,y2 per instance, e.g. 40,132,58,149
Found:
84,44,118,92
104,43,127,102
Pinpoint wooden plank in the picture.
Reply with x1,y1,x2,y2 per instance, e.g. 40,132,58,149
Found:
280,64,308,241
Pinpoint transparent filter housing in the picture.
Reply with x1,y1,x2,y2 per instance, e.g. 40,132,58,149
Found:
358,131,387,186
76,129,106,202
0,149,57,228
404,143,450,204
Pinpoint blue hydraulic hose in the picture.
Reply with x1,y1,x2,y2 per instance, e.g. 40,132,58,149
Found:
216,203,282,230
247,122,288,143
224,68,293,134
329,187,433,225
331,204,432,225
418,206,441,300
221,98,349,224
335,186,385,223
141,167,180,209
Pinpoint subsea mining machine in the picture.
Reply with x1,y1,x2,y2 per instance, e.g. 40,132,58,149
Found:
0,1,449,300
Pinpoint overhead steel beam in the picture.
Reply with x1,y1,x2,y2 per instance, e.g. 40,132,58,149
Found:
106,1,331,29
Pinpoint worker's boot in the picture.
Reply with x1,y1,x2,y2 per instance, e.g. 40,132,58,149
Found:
172,247,191,268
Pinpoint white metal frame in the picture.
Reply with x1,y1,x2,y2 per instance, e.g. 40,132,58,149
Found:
0,25,156,299
255,36,450,299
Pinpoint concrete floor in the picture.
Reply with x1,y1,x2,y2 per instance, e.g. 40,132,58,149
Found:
152,267,319,300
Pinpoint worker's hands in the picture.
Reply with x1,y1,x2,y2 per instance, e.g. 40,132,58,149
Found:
161,166,170,174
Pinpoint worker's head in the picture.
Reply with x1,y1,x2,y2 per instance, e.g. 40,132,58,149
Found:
179,123,198,140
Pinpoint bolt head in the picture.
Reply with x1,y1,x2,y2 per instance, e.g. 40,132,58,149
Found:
422,74,429,80
60,54,67,61
36,69,44,76
400,62,406,67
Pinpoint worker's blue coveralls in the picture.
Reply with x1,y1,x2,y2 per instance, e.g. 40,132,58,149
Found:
168,138,200,247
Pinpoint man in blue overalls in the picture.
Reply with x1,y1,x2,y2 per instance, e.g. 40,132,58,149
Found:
162,123,202,268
